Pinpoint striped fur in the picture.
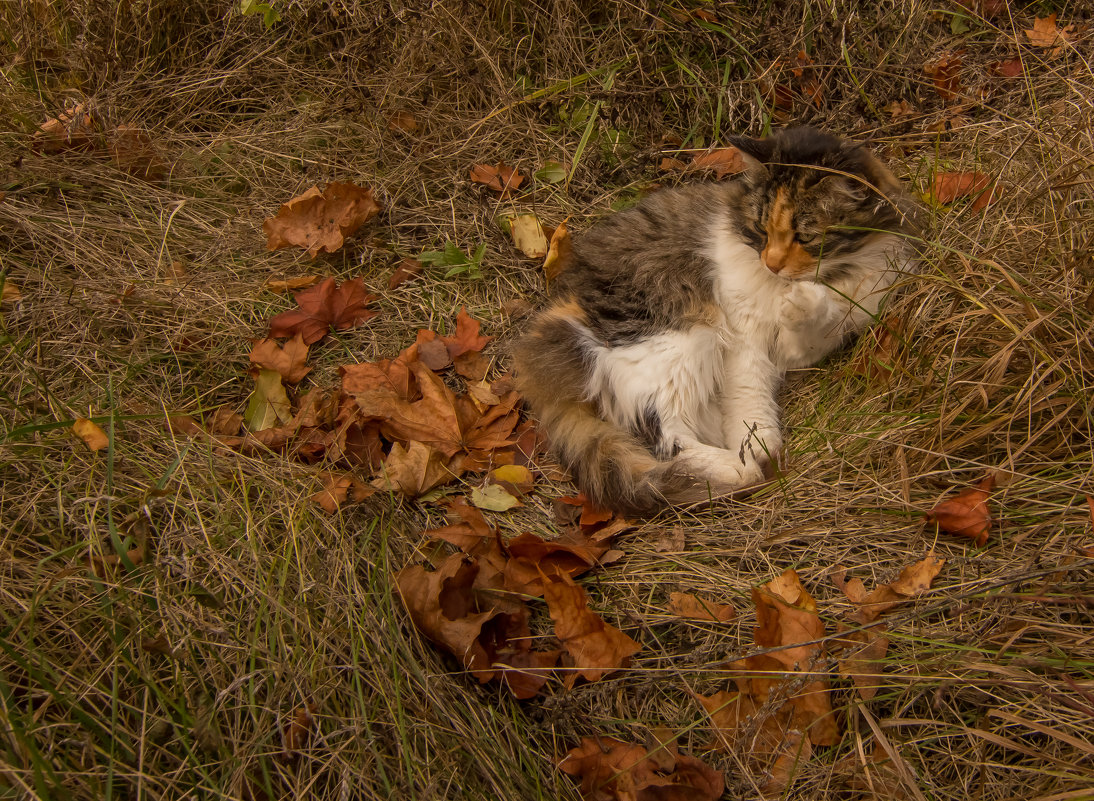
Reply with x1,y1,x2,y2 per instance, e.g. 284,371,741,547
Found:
513,127,919,515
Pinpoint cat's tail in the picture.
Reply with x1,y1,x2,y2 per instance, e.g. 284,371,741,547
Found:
513,302,718,516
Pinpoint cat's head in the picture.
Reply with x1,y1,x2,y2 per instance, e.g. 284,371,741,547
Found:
725,127,915,279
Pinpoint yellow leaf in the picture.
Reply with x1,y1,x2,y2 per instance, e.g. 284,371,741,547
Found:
507,213,549,259
73,418,109,451
542,219,572,280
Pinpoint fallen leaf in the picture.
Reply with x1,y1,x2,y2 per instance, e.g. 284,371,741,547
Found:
34,102,95,153
471,483,521,511
1025,14,1075,56
440,307,492,359
206,408,243,436
543,572,640,683
73,418,108,451
489,464,534,495
470,163,525,196
244,368,292,432
924,51,963,101
534,160,568,184
388,257,423,289
268,277,378,344
263,182,382,258
667,591,735,622
279,702,317,763
249,333,312,383
885,99,916,120
988,58,1024,78
312,472,374,513
542,219,573,280
503,530,608,596
388,110,418,133
507,213,550,259
266,275,320,294
558,736,724,801
416,330,453,371
753,568,825,672
930,171,1001,211
372,440,456,497
852,316,904,384
1,282,21,303
89,544,146,577
925,476,994,546
689,146,746,179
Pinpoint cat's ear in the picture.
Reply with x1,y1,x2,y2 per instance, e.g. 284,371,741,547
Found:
839,141,903,197
725,135,773,177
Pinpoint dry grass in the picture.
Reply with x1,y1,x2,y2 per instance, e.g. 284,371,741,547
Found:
2,1,1093,799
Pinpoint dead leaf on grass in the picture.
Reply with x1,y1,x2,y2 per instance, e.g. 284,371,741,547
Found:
250,333,312,383
924,51,964,101
470,162,525,196
2,282,21,303
1025,14,1078,57
506,213,550,259
387,110,418,133
244,368,293,432
988,58,1024,78
543,572,640,683
930,172,1001,211
34,102,95,153
279,702,317,763
689,146,747,178
667,591,735,622
268,277,378,344
471,483,521,511
108,124,166,181
372,440,456,497
73,418,109,451
926,476,994,546
263,182,381,257
312,472,374,513
266,275,320,294
558,735,724,801
388,257,423,289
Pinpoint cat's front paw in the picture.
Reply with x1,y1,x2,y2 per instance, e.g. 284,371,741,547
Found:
780,281,831,328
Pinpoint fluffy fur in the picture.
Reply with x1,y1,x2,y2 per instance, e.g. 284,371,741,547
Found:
513,127,919,515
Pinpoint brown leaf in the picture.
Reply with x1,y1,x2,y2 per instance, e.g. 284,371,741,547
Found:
312,472,374,513
266,275,320,294
34,102,95,153
543,573,640,683
689,147,746,179
667,592,735,622
931,172,1000,211
1025,14,1075,55
504,530,605,597
441,307,492,359
925,476,994,546
852,316,904,384
388,257,423,289
372,440,456,497
885,99,916,121
470,162,525,196
988,58,1024,78
543,219,574,280
416,331,453,371
263,182,382,258
206,408,243,437
2,281,21,303
279,702,317,763
388,110,419,133
753,569,825,672
249,333,312,383
558,736,724,801
268,277,378,344
924,51,963,101
73,418,109,451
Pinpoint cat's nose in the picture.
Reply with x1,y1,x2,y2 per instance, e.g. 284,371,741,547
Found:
761,246,786,274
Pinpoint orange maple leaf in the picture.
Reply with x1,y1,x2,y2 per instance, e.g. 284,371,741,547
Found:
268,277,378,345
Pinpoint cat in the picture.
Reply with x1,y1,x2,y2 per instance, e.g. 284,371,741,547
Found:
512,127,920,515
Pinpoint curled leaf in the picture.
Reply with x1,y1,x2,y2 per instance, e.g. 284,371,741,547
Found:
925,476,994,546
263,182,381,258
73,418,109,451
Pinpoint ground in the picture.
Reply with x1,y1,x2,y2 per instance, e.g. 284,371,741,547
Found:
1,1,1093,800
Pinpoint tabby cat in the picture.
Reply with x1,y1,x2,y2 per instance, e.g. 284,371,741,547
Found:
513,127,919,515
